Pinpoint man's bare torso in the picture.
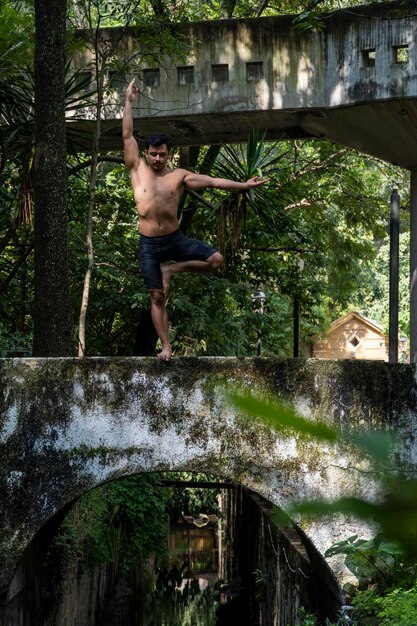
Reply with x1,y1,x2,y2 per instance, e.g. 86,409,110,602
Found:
131,158,186,237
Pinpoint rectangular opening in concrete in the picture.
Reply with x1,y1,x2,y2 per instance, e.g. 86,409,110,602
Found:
212,64,229,82
73,71,93,90
177,66,194,85
361,48,376,68
143,68,160,87
393,44,409,64
108,71,125,89
246,61,263,81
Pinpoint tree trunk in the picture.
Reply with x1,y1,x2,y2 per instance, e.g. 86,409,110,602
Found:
78,60,105,358
33,0,73,356
133,309,158,356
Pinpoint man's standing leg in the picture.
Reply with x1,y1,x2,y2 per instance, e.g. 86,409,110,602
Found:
149,289,172,361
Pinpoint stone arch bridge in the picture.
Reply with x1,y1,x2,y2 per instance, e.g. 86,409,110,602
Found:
1,357,417,603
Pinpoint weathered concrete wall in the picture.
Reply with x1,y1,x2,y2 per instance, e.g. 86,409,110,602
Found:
2,513,152,626
219,486,342,625
1,357,417,600
76,1,417,116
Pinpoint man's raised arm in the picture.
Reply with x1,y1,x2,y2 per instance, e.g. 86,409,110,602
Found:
123,78,140,171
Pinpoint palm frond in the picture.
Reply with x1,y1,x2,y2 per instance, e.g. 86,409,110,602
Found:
213,129,294,261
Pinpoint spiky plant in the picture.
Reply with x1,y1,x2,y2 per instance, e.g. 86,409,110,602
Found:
212,129,292,264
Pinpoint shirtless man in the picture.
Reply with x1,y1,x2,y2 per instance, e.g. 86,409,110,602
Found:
123,78,267,361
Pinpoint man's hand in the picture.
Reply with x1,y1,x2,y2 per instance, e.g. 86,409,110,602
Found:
245,176,269,189
126,78,140,103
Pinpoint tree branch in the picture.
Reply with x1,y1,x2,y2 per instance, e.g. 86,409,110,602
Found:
283,198,311,212
69,156,124,176
256,0,270,17
186,189,217,211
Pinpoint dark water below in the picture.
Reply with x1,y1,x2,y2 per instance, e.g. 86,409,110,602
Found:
99,562,253,626
137,578,218,626
134,581,254,626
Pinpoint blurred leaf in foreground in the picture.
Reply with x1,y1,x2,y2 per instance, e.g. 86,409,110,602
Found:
228,389,337,441
229,388,417,560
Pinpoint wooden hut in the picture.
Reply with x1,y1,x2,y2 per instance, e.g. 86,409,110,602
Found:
312,311,388,360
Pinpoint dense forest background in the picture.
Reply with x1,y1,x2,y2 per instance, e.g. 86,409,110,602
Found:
0,0,411,358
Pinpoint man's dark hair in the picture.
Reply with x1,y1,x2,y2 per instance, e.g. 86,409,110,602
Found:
145,133,173,150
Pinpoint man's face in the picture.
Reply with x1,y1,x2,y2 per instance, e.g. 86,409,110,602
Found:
145,144,170,171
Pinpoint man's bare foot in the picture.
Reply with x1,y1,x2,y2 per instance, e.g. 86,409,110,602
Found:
160,263,174,296
157,343,172,362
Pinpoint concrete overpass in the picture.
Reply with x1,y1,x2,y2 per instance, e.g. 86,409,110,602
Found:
69,0,417,361
1,356,417,606
72,0,417,167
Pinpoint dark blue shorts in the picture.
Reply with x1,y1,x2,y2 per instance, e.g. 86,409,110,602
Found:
139,229,217,290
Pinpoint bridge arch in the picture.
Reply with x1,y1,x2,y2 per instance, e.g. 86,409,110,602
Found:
3,469,342,624
2,356,417,599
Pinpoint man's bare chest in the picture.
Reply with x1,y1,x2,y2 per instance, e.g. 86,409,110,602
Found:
137,167,183,195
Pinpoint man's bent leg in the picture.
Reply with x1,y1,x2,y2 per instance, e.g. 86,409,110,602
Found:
161,252,224,295
149,289,172,361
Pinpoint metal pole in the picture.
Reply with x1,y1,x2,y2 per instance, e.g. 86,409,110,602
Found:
410,170,417,363
293,297,300,358
389,189,400,363
251,290,266,356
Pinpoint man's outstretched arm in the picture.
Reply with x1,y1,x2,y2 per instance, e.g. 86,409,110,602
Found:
183,172,268,191
123,78,140,171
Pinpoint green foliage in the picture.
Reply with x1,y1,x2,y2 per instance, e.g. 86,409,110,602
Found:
242,384,417,624
53,487,116,569
0,321,32,355
294,607,319,625
353,583,417,626
0,119,406,358
351,588,379,621
50,470,222,623
0,1,33,64
253,568,267,601
67,161,142,354
362,231,410,337
213,129,290,237
288,605,355,625
293,9,326,31
107,474,170,569
170,137,395,357
54,473,169,572
331,534,417,625
376,585,417,626
52,471,220,576
293,488,417,562
325,534,404,586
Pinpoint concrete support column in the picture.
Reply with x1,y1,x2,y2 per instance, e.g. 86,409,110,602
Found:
410,169,417,362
